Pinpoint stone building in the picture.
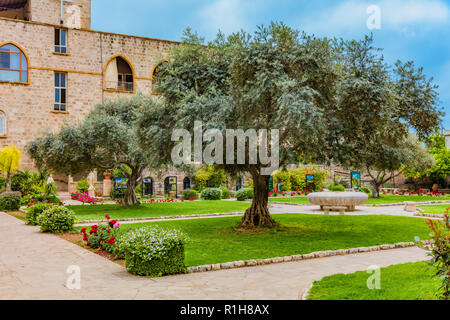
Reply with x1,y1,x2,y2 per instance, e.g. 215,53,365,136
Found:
0,0,204,196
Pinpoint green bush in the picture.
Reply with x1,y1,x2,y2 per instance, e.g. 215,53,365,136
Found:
118,226,188,277
0,191,22,211
183,189,198,200
359,186,372,195
36,206,75,233
26,203,54,226
111,187,126,199
201,188,222,200
331,185,346,192
220,186,231,199
236,188,254,201
76,179,90,193
0,176,6,190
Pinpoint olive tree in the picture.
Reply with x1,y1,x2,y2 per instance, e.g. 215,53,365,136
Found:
137,24,442,227
28,94,156,205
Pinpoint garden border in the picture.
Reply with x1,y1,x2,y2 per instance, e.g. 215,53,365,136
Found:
269,200,450,207
73,211,246,225
187,240,433,274
414,212,445,218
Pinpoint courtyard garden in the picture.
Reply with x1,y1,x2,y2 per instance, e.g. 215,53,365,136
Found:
72,214,431,267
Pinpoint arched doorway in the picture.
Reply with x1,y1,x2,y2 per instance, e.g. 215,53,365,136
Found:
183,177,191,190
143,177,153,196
164,176,177,197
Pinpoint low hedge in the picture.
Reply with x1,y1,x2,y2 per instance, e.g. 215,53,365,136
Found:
0,191,22,211
331,185,345,192
201,188,222,200
118,226,187,277
236,188,254,201
220,187,231,199
36,206,75,233
359,186,372,195
183,189,198,200
26,203,54,226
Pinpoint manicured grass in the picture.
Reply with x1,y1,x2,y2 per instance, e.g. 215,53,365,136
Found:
269,194,450,205
366,195,450,204
85,214,431,267
68,200,250,221
417,204,450,215
269,196,310,204
307,262,440,300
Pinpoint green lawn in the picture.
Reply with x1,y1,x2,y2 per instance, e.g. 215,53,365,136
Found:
417,204,450,215
269,194,450,205
69,200,250,221
307,262,440,300
83,214,431,267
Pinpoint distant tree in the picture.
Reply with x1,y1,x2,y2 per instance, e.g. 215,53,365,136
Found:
0,145,21,190
28,95,156,206
137,25,442,226
361,133,435,197
427,133,450,183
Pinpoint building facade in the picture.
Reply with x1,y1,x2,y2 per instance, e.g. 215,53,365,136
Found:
0,0,202,196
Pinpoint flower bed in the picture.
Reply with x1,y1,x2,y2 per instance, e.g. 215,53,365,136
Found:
79,214,188,277
268,188,316,197
71,192,102,205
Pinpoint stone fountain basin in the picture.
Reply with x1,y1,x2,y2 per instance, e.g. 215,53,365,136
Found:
307,192,368,211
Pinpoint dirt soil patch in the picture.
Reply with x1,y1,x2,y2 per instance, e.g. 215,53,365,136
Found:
56,232,126,267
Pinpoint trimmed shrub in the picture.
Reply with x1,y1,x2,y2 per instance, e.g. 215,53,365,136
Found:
236,188,254,201
36,206,75,233
359,186,372,195
118,226,188,277
26,203,54,226
220,186,231,199
183,189,198,200
201,188,222,200
331,185,346,192
76,179,90,193
0,191,22,211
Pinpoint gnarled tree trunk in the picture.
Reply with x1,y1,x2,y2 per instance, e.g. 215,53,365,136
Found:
122,166,142,206
240,172,276,227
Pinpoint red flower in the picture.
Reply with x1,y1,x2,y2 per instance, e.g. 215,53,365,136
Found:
80,228,87,234
105,214,111,220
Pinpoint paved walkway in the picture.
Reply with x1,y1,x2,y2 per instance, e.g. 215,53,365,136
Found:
0,212,428,300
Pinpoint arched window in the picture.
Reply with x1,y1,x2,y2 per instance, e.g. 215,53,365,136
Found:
0,43,28,83
151,60,168,94
104,56,134,92
0,111,6,136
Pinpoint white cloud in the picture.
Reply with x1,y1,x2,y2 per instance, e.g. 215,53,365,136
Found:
383,0,449,26
198,0,251,36
297,0,449,37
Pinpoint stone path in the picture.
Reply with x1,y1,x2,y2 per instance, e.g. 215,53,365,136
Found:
0,212,428,300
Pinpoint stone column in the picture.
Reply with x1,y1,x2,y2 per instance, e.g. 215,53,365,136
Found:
68,176,76,194
87,172,95,198
103,174,112,197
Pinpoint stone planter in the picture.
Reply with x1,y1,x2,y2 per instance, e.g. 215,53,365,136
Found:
307,192,368,211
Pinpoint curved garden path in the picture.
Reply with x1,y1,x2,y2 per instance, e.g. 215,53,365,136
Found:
0,212,428,300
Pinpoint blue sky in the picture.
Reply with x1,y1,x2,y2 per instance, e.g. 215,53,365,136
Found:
92,0,450,129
